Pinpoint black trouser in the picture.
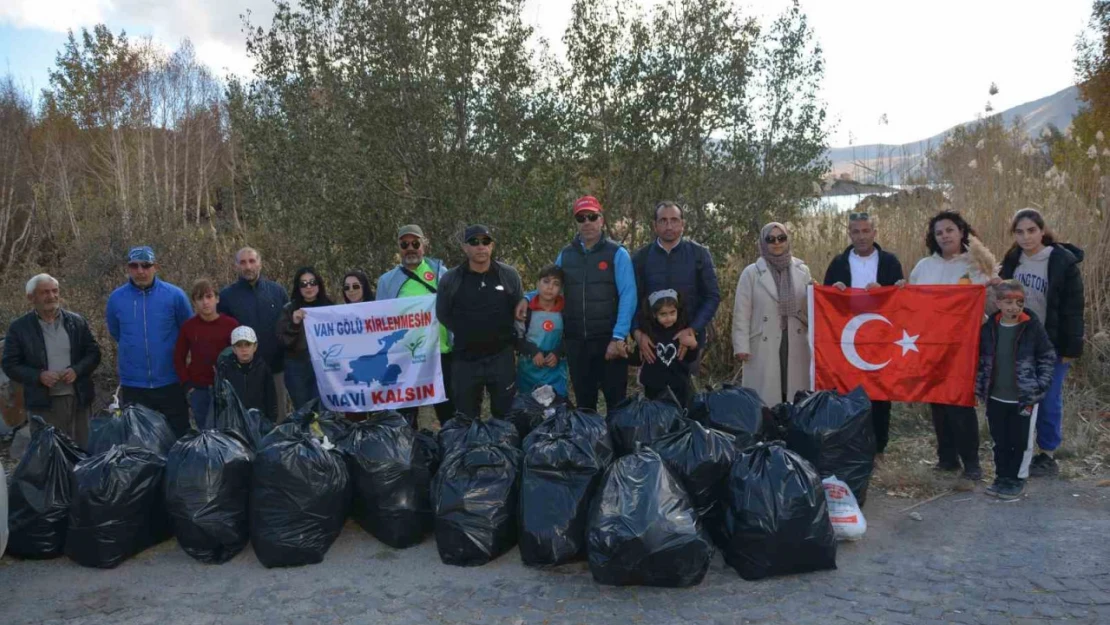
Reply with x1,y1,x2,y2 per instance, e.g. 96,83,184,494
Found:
986,399,1037,480
451,348,515,420
930,403,980,470
644,378,693,414
565,338,628,413
121,383,189,438
872,400,892,454
400,352,456,427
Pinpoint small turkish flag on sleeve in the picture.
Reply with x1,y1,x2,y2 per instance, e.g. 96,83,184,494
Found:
809,285,986,407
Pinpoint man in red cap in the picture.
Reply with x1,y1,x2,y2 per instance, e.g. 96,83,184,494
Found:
521,196,637,412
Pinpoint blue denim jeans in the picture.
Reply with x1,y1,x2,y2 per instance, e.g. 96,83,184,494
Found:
188,386,213,430
1036,358,1070,452
284,358,320,411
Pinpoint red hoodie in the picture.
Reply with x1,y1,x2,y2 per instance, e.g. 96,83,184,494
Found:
174,313,239,388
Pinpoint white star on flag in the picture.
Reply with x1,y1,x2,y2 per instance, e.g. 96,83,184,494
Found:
894,330,919,356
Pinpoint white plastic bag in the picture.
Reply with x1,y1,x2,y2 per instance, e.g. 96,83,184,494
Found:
822,475,866,541
1,461,8,557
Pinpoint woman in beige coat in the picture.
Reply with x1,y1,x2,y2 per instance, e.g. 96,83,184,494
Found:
731,222,813,405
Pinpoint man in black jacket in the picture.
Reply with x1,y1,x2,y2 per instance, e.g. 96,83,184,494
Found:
437,225,524,419
632,201,720,370
822,212,905,456
2,274,101,445
218,247,289,417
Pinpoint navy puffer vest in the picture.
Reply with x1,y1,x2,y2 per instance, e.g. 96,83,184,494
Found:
561,237,619,340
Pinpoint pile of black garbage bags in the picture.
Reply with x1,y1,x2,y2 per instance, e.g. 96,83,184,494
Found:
5,381,875,586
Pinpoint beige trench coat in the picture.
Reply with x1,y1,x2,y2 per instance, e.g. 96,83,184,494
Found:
730,257,813,405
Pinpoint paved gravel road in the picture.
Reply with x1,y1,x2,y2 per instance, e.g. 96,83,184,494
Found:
2,479,1108,625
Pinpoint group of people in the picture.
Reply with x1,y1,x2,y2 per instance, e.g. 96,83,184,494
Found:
0,196,1084,499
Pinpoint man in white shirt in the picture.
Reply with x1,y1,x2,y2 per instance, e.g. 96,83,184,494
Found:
821,211,906,457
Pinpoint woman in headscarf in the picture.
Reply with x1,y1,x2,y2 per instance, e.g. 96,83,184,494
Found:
276,266,333,410
731,222,813,405
341,270,374,304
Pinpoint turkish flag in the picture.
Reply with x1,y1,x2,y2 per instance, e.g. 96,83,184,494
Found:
809,285,987,407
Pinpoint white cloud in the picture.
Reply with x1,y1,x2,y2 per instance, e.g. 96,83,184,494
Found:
0,0,110,32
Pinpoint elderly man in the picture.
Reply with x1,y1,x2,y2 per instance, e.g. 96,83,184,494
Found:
822,211,905,456
218,247,290,418
2,274,101,445
631,201,720,368
437,225,524,420
545,196,637,412
106,246,193,436
377,224,454,425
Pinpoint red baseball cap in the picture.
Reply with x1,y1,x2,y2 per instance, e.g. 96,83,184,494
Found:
573,196,602,215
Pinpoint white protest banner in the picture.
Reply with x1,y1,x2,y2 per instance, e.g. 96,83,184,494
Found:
304,295,444,411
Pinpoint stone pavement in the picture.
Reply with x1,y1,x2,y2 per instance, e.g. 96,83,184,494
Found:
1,479,1108,625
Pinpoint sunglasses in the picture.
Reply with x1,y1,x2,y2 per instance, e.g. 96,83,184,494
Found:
466,237,493,247
299,279,319,288
764,234,788,244
128,262,154,270
575,213,600,223
848,211,870,221
343,283,362,291
399,239,422,250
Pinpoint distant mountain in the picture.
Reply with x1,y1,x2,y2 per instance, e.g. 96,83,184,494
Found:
827,85,1081,183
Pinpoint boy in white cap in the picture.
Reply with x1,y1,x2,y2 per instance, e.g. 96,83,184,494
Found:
216,326,278,423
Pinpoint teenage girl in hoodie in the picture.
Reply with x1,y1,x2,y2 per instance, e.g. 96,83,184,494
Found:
998,208,1084,477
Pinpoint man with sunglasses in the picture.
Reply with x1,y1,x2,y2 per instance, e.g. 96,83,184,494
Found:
631,201,720,370
534,196,637,412
821,211,905,457
105,246,194,437
376,224,454,425
218,247,290,419
437,225,524,420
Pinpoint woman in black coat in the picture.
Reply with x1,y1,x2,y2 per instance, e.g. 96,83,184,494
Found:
998,208,1084,477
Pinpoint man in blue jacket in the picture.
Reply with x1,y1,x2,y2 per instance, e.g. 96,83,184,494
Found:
218,247,290,418
534,196,637,412
376,224,454,425
105,246,193,436
631,201,720,371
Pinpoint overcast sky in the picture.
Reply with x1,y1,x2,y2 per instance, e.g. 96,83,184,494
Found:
0,0,1092,146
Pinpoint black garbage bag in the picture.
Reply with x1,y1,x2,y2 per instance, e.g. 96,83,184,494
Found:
6,416,86,558
519,408,613,566
278,399,352,442
587,445,711,587
164,430,253,564
652,419,738,537
338,411,436,549
438,412,520,456
605,391,685,457
765,402,794,442
88,404,176,458
786,387,875,505
433,439,522,566
414,428,441,478
506,392,568,438
211,378,273,450
65,445,171,568
689,384,767,449
717,442,836,580
251,410,350,568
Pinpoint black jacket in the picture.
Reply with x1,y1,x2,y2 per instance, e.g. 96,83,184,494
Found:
437,260,524,335
216,349,278,423
999,243,1084,358
632,239,720,334
2,309,101,409
277,299,331,362
218,277,290,372
975,311,1056,405
822,243,904,288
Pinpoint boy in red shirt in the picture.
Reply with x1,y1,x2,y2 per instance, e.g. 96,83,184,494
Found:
174,278,239,429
